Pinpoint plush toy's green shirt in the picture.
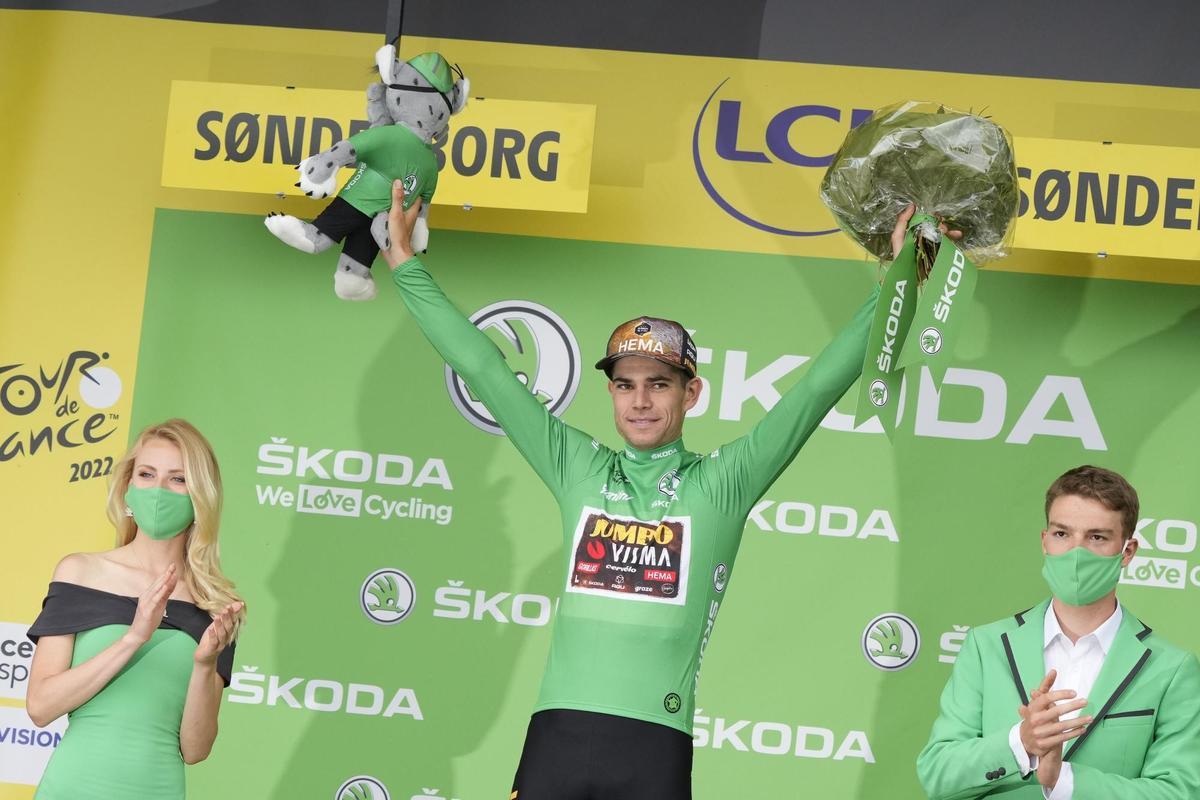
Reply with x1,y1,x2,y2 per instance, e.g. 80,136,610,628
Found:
392,257,876,734
340,125,438,217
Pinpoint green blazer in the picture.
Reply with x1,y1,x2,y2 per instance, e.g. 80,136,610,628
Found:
916,598,1200,799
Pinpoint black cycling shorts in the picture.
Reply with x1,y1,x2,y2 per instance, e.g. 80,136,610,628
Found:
511,709,692,800
311,197,379,269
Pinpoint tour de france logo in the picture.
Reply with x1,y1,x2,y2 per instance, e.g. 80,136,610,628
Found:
1,349,123,463
360,568,416,625
336,775,389,800
445,301,581,436
861,612,921,671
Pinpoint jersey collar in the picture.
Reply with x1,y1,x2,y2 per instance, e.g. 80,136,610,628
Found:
622,437,685,464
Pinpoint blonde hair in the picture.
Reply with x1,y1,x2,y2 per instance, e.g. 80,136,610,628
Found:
107,419,246,629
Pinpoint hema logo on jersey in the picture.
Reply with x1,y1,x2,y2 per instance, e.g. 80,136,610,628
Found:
567,507,691,605
446,300,581,436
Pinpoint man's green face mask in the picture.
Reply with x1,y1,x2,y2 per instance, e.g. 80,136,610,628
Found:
1041,545,1128,606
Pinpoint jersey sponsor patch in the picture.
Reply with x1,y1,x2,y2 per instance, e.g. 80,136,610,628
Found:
566,507,691,605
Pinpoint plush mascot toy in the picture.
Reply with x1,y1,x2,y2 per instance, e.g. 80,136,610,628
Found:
265,46,468,300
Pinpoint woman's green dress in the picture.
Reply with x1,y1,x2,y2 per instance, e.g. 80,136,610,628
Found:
28,582,234,799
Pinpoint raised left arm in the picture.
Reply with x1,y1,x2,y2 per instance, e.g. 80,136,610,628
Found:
701,284,878,513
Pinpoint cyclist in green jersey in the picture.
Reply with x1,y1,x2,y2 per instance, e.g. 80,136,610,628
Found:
380,181,951,798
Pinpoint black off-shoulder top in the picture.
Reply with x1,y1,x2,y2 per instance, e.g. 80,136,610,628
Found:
27,581,235,686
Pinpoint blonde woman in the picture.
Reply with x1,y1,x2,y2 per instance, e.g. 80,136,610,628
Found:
26,419,245,799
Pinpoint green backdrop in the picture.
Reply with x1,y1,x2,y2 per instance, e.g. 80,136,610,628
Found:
134,208,1200,799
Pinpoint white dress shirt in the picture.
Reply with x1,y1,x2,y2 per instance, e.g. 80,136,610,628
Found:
1008,602,1123,800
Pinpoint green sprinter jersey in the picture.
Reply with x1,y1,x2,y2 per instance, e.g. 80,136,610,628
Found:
392,257,877,734
339,125,437,217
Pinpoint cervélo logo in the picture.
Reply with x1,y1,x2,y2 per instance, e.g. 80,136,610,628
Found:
692,79,872,236
336,776,389,800
360,569,416,624
446,301,581,436
862,613,920,671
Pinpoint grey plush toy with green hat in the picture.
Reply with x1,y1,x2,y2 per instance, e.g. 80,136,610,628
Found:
265,46,469,301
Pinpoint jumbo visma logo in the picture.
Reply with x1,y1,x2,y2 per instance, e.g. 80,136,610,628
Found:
446,301,581,435
692,79,872,236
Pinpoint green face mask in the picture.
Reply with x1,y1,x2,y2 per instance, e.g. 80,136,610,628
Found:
124,486,195,540
1041,546,1126,606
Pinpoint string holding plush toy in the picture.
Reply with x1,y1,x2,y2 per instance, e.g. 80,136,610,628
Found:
265,46,469,301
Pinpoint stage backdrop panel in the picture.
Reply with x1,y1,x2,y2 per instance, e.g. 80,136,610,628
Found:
2,9,1198,800
122,208,1200,799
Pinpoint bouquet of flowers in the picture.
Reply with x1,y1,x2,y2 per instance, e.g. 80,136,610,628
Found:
820,100,1019,274
819,101,1019,437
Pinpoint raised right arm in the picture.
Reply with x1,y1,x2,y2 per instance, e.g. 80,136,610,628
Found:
390,256,603,493
383,180,605,492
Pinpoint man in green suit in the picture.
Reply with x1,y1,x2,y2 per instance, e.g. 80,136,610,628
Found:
917,465,1200,799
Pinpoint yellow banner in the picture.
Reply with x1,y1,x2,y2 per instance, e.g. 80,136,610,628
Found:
161,81,596,213
677,81,1200,264
1013,137,1200,261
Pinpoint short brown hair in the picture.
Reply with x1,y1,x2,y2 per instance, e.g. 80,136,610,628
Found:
1045,465,1139,539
